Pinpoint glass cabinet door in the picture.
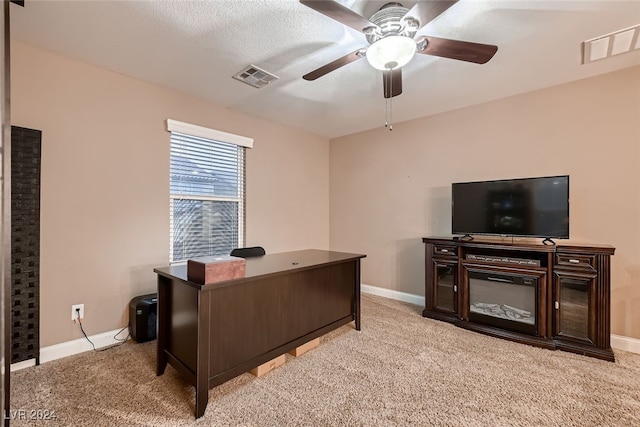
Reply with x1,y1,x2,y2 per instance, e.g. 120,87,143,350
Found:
433,261,457,314
555,271,596,344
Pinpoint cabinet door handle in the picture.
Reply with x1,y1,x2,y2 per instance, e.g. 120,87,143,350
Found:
555,301,559,309
568,259,580,264
440,249,448,253
453,285,458,292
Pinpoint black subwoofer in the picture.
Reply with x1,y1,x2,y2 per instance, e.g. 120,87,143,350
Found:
129,293,157,343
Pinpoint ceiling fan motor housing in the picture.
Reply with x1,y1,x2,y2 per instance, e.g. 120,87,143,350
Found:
365,4,418,45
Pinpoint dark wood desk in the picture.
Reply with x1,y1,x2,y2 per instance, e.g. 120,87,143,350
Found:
154,249,366,418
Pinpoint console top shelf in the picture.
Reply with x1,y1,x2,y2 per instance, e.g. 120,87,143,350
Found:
422,236,615,255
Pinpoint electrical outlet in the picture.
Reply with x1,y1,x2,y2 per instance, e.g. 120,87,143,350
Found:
71,304,85,322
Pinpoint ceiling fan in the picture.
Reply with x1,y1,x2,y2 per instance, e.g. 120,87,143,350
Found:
300,0,498,99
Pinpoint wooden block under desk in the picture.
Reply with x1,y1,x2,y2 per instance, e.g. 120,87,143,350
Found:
288,337,320,357
249,354,285,377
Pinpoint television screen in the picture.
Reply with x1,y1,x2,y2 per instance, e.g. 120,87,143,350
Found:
452,175,569,238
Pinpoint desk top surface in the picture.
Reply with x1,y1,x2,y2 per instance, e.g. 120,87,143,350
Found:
154,249,366,289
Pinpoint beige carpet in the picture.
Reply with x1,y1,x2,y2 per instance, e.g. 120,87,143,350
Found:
11,294,640,426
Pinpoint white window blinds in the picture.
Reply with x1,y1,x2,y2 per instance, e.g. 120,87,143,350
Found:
168,120,250,263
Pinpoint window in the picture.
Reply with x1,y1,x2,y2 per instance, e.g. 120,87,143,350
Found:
167,120,253,263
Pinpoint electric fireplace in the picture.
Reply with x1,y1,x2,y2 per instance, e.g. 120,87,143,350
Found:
468,269,539,335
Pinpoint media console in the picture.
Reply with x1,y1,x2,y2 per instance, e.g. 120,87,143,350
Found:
422,237,615,361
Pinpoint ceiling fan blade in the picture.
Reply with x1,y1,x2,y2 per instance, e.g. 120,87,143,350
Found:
383,69,402,99
303,49,365,81
416,36,498,64
300,0,378,34
403,0,458,31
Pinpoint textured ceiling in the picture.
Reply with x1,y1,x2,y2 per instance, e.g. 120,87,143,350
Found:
9,0,640,139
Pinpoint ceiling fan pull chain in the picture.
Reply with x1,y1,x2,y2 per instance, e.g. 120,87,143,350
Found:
389,75,391,130
385,95,389,129
389,97,393,131
386,71,393,131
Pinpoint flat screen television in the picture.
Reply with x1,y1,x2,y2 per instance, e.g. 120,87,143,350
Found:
451,175,569,239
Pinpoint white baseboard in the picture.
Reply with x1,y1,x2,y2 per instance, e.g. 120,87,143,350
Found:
611,334,640,355
361,283,640,356
10,327,128,372
361,283,425,307
10,359,36,372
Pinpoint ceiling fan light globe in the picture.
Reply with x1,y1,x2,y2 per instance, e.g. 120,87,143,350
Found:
366,36,417,70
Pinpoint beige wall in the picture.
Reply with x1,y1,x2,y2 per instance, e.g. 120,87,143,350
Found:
11,42,330,347
330,66,640,339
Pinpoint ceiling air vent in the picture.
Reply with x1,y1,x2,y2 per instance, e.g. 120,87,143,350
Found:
582,24,640,64
232,65,279,88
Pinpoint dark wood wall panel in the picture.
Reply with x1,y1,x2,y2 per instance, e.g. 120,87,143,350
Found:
10,126,41,363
